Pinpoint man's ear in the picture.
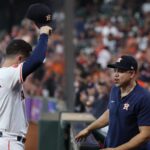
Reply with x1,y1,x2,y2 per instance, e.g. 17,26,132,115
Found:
17,55,25,63
129,70,136,78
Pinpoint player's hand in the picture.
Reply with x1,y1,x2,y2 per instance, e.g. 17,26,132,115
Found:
40,26,52,35
75,128,90,142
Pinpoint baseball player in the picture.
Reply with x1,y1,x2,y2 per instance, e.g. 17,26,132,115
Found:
75,55,150,150
0,3,52,150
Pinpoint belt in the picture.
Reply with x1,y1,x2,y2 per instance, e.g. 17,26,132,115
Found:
0,132,26,143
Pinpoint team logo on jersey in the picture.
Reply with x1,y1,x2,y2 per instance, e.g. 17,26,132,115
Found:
123,103,130,110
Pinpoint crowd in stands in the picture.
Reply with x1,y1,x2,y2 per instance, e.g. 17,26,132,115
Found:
74,0,150,117
1,0,150,117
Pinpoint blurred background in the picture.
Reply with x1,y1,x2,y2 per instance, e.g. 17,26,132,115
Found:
1,0,150,150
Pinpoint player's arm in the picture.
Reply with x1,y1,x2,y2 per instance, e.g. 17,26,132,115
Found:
75,109,109,141
22,26,52,81
105,126,150,150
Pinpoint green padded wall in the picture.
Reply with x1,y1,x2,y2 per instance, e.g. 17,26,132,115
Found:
38,113,65,150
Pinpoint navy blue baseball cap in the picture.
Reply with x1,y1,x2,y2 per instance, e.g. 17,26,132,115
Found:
107,55,138,71
26,3,52,26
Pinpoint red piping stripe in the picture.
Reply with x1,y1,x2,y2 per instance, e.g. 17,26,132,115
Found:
8,140,10,150
20,63,23,83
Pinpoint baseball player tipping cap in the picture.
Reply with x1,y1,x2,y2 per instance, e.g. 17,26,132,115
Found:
107,55,138,71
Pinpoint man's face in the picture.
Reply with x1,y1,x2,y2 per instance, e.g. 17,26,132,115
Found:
112,68,135,87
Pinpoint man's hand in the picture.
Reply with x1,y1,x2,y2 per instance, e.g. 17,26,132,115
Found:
75,128,90,142
40,26,52,35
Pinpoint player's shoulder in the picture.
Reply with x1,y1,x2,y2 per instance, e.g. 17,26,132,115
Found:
0,63,22,76
0,63,22,70
136,84,150,95
136,84,150,103
11,64,20,68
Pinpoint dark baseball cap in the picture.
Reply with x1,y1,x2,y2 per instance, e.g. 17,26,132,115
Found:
26,3,52,25
107,55,138,71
